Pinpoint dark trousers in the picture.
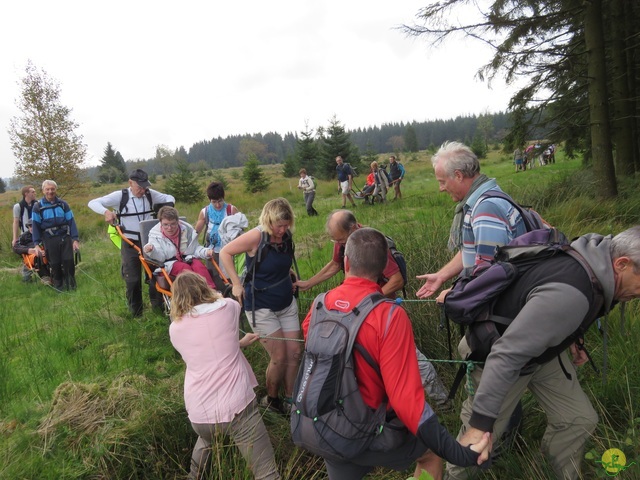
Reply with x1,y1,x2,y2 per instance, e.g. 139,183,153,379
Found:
43,234,75,290
121,241,161,316
304,191,318,216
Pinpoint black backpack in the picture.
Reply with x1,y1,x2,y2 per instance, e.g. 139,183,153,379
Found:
117,188,174,221
244,230,300,326
290,292,402,461
116,188,174,239
444,228,605,398
383,235,408,298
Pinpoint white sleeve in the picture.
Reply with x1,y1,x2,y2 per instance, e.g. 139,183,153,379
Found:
88,191,123,215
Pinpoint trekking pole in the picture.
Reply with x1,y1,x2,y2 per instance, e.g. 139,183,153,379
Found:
439,305,453,360
601,313,608,385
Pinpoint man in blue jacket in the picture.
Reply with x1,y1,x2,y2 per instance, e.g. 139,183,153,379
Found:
32,180,80,291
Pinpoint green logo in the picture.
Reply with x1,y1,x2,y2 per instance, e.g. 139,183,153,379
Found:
596,448,636,477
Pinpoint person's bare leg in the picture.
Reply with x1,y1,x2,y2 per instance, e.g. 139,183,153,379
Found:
283,330,303,397
415,450,443,480
261,333,287,398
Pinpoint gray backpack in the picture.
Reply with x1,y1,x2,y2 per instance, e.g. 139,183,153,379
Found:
290,292,402,461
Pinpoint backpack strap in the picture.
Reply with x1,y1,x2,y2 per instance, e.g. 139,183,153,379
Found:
117,188,154,219
478,190,544,232
247,230,299,327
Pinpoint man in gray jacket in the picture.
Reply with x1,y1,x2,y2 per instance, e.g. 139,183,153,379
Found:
445,225,640,479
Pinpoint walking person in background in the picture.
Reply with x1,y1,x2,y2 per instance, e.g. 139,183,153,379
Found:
335,155,356,209
219,198,301,415
297,168,318,216
32,180,80,292
388,155,405,200
169,271,280,480
370,161,389,203
513,147,524,172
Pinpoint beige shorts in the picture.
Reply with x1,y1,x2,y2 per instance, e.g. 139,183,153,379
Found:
247,298,300,336
340,180,351,194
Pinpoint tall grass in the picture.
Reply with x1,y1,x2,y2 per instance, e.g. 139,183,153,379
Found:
0,149,638,478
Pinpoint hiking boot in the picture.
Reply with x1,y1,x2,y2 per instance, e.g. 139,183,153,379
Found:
280,397,293,416
41,276,52,286
259,395,282,414
260,395,292,416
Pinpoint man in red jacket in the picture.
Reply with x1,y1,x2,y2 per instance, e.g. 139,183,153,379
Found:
301,227,490,479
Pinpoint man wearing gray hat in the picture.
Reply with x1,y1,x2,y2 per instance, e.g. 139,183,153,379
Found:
89,169,175,317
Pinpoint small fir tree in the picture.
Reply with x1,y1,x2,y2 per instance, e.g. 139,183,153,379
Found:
165,160,202,204
98,142,127,183
242,155,270,193
282,154,299,178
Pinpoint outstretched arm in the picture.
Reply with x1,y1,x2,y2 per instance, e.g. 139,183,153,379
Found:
295,260,341,291
416,251,462,298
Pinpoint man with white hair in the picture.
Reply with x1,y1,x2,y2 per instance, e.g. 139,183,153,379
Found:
32,180,80,291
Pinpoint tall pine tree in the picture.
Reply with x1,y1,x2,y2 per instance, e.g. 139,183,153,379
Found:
320,116,360,178
98,142,127,184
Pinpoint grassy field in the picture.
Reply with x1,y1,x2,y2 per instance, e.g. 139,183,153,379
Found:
0,149,638,479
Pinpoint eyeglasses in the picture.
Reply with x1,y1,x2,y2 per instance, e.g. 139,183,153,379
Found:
211,199,224,205
161,222,179,229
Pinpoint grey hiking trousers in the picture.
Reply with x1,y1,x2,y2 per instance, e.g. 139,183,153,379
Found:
445,340,598,480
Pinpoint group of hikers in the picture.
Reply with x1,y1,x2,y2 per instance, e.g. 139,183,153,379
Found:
10,142,640,480
298,154,406,215
513,143,556,171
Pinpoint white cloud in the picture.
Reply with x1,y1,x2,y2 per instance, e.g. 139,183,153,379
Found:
0,0,519,180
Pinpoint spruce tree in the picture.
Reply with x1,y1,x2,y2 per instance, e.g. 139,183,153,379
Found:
165,160,202,204
404,124,419,152
242,155,270,193
295,124,320,176
282,154,299,178
98,142,127,183
321,116,360,178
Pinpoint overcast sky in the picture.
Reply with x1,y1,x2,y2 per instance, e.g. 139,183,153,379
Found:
0,0,518,181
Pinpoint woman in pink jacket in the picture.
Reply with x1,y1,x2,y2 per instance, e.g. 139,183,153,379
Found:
169,271,280,480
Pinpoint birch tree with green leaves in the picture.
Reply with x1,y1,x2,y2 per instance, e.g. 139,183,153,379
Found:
8,61,86,189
